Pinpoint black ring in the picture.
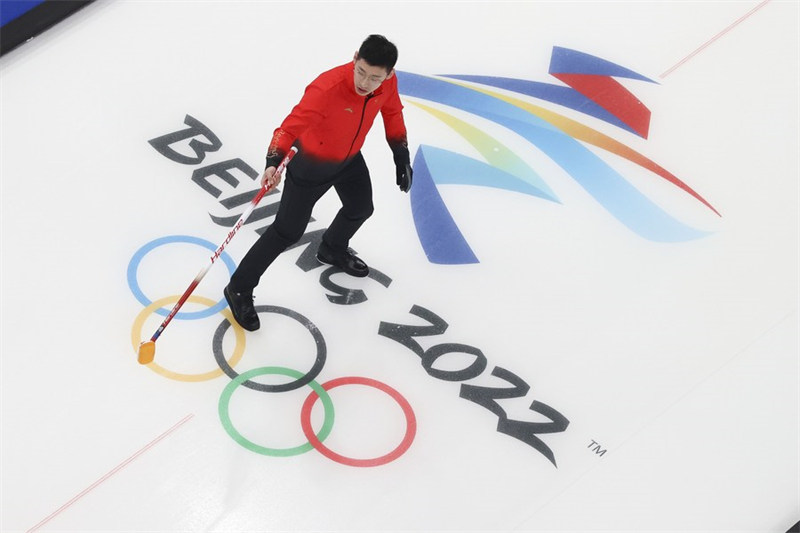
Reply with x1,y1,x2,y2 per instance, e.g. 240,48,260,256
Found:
213,305,327,392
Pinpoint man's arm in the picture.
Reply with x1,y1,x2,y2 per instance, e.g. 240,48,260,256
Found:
262,81,329,187
382,78,412,192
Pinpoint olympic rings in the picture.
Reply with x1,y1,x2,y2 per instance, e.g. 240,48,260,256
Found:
128,235,416,466
301,377,416,467
218,366,336,457
128,235,236,319
212,305,326,393
131,294,246,382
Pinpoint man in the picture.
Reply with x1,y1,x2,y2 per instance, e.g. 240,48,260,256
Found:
224,34,412,331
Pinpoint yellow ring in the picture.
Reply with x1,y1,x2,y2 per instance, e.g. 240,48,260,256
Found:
131,295,246,382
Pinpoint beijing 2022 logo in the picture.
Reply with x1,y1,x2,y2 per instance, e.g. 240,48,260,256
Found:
131,45,719,469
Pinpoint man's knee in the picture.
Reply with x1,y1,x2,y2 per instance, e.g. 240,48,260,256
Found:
346,201,374,221
271,222,307,248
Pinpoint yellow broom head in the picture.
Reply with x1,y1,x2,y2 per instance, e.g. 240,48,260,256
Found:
138,341,156,365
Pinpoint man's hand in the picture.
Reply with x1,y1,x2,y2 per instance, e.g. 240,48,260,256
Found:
389,139,412,193
261,166,281,189
396,163,413,193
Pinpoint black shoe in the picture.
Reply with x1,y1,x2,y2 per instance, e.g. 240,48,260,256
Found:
223,284,260,331
316,243,369,277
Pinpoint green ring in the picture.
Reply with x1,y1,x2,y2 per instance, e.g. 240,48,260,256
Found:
219,366,335,457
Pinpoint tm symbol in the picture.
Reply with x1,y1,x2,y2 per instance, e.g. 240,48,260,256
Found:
588,439,607,457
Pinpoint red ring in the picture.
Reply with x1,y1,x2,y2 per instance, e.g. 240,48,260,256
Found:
300,376,416,467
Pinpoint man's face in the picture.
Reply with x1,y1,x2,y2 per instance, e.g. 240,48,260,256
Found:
353,55,393,96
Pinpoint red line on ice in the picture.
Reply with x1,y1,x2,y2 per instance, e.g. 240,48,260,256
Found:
660,0,772,78
26,413,195,532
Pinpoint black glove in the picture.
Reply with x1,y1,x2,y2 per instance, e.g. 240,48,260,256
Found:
265,150,285,170
396,163,412,193
390,140,412,193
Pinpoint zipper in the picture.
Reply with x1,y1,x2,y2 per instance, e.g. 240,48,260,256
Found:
345,93,374,160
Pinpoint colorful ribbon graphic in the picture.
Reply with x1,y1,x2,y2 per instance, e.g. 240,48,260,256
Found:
398,46,721,264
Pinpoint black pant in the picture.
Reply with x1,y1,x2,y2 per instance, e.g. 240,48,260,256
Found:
229,153,373,292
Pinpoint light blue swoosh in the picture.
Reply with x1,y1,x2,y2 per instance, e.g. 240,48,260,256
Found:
397,71,709,242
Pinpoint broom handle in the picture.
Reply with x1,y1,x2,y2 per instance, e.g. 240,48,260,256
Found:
147,147,297,343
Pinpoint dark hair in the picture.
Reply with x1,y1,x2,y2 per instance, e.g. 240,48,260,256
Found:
357,34,398,72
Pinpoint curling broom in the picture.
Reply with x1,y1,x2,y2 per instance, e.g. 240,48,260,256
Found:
137,147,297,364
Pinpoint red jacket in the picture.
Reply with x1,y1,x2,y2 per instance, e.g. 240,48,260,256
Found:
267,62,408,182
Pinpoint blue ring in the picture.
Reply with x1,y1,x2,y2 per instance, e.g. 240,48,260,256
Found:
127,235,237,320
